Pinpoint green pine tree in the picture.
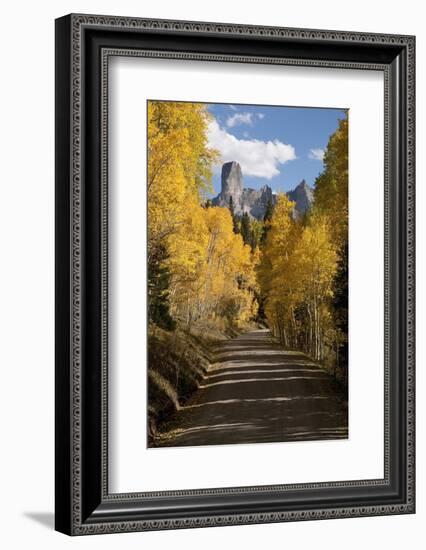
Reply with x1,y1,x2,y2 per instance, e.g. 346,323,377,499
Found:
241,212,251,246
148,244,176,331
260,198,274,245
229,196,240,234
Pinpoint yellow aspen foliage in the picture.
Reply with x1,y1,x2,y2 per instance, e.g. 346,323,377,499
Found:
313,116,348,250
166,196,209,322
147,99,349,407
147,101,218,260
291,214,338,359
148,100,257,329
258,193,296,305
311,114,348,373
259,194,338,359
199,207,256,325
258,193,301,346
292,214,338,303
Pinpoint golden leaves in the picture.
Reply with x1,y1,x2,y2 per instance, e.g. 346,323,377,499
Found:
258,115,348,361
148,100,257,327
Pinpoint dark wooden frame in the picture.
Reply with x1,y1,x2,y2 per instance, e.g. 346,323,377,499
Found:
55,13,415,535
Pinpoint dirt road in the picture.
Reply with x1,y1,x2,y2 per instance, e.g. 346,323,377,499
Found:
154,329,348,447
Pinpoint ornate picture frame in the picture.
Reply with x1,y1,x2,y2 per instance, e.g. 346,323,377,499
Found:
55,13,415,535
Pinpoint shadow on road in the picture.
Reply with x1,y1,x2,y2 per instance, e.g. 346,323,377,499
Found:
154,329,348,448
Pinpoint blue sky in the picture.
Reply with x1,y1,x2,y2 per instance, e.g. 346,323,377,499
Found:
206,103,347,196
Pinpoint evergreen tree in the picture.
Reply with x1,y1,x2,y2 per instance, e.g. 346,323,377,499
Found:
264,198,274,222
241,212,251,246
148,244,176,331
249,229,256,252
332,240,348,381
228,195,240,234
260,197,274,245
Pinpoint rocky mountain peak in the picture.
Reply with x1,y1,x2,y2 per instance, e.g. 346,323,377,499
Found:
212,162,314,220
287,179,314,215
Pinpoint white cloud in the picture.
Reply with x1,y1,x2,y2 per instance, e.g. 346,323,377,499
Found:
207,119,296,179
226,112,254,128
309,148,325,161
228,105,238,111
225,111,265,127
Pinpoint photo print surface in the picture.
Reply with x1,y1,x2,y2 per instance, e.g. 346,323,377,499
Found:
147,100,348,448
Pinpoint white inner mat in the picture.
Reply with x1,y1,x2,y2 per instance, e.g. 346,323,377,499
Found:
108,56,384,494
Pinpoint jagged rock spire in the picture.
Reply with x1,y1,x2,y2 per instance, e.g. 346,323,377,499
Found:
212,162,314,219
221,161,243,210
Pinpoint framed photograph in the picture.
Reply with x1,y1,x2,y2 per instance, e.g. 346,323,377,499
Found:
55,14,415,535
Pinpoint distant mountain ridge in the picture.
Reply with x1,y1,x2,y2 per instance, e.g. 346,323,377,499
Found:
212,161,314,220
